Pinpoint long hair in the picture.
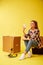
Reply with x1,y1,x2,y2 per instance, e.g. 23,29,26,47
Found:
31,20,38,29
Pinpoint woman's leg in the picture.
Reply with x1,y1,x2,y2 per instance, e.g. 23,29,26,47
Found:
23,39,33,55
19,39,38,60
19,40,29,60
19,40,32,60
19,41,31,60
25,39,38,52
24,40,29,48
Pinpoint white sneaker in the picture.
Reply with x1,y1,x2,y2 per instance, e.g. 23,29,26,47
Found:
19,53,25,60
28,51,32,58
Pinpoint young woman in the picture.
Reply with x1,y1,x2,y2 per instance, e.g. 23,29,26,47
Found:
19,20,41,60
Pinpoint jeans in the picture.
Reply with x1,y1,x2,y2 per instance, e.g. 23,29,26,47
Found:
24,39,38,52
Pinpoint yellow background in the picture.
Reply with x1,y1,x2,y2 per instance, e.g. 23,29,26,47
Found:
0,0,43,51
0,0,43,65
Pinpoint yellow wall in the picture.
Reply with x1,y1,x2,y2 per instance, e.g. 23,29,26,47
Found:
0,0,43,51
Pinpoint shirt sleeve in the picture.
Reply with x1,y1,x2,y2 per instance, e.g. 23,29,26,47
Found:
37,29,41,42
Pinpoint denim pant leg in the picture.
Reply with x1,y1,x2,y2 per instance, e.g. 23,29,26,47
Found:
24,40,29,48
32,40,38,47
25,39,38,52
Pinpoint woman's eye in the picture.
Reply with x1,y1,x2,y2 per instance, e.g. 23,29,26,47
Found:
34,31,36,33
30,31,32,33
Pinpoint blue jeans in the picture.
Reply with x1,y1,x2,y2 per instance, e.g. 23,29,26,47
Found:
24,39,38,52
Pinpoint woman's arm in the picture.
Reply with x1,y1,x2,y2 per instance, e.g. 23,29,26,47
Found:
23,28,26,36
23,24,26,36
22,36,30,41
38,30,41,48
38,30,41,42
22,24,30,40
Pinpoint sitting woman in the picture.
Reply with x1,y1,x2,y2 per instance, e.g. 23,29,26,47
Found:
19,20,41,60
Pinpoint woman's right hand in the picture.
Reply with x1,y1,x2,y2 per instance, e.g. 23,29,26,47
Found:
23,24,26,30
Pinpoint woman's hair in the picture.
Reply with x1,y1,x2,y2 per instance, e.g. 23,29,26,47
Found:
31,20,38,29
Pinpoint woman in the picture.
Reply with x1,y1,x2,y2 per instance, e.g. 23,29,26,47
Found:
19,20,41,60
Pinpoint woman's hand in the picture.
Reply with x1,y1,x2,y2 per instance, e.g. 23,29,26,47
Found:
23,24,26,30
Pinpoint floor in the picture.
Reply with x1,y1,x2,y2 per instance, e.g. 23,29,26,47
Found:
0,44,43,65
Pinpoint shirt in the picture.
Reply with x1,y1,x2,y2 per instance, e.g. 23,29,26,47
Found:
25,29,41,43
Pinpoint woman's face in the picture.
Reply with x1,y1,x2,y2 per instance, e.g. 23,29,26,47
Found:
30,22,35,29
